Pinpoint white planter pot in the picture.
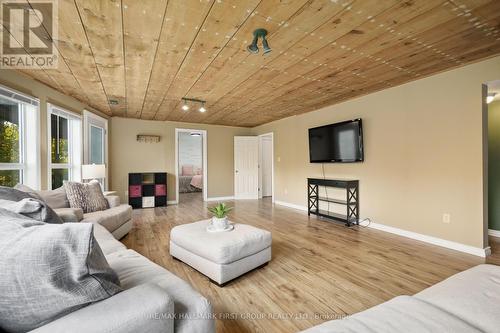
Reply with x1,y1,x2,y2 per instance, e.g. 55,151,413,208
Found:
212,216,229,230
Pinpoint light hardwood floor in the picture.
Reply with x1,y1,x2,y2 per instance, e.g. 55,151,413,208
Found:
121,193,500,333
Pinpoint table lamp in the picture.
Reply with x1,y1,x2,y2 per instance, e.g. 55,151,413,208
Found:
82,164,105,183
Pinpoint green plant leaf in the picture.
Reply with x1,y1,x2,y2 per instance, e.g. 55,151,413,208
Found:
207,202,233,218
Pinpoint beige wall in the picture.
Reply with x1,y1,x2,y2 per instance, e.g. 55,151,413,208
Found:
252,56,500,249
0,69,108,190
109,117,251,202
3,56,499,250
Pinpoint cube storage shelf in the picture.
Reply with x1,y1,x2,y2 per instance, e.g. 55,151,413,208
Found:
128,172,167,209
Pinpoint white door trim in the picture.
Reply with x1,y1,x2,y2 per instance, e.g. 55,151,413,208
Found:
175,128,208,203
258,132,274,203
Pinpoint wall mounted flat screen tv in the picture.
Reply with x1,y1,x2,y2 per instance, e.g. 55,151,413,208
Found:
309,119,364,163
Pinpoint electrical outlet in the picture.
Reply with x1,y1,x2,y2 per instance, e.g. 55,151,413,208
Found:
277,156,281,162
442,213,451,224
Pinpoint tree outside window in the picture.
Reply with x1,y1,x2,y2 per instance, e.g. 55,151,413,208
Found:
0,97,21,187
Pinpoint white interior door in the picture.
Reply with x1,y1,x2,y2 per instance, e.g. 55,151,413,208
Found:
261,136,273,197
234,136,259,199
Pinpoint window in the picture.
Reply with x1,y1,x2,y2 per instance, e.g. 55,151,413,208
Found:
0,85,39,188
90,125,104,164
48,105,81,189
83,110,108,189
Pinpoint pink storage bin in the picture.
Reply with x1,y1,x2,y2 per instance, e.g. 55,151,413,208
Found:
155,184,166,196
129,185,142,198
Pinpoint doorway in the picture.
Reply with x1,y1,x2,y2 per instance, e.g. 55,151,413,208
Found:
233,133,274,201
175,128,207,203
259,133,274,201
487,80,500,241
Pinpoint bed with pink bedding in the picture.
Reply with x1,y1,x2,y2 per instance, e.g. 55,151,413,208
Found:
179,165,203,193
190,174,203,189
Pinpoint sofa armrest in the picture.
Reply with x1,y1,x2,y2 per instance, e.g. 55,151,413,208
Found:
105,195,121,208
29,284,174,333
53,207,84,222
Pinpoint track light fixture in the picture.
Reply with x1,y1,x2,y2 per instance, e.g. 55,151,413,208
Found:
181,97,207,113
199,102,206,113
247,29,271,55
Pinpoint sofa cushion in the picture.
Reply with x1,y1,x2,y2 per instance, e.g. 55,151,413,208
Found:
13,183,43,200
300,295,480,333
64,181,109,213
0,208,122,332
106,249,214,333
38,186,70,209
93,223,127,255
170,220,272,264
28,284,174,333
105,195,121,208
82,204,132,233
53,207,84,222
0,186,63,224
415,264,500,333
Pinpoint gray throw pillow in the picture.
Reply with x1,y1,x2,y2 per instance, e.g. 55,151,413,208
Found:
0,208,122,332
0,186,63,224
64,181,109,213
15,184,70,209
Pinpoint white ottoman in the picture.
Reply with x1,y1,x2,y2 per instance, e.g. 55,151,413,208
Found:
170,220,272,286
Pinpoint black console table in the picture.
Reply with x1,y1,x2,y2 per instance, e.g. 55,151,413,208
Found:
307,178,359,226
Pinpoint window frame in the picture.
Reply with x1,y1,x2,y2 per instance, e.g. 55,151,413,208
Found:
0,84,40,188
47,104,82,190
83,110,108,190
89,124,105,164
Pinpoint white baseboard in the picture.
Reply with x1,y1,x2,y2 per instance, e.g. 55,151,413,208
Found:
167,200,178,205
206,196,234,202
274,200,307,212
368,222,490,258
274,200,490,258
489,229,500,238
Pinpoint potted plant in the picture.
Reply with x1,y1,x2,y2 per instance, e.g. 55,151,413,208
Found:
208,202,233,230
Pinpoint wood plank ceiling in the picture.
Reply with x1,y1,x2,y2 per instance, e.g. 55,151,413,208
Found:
3,0,500,127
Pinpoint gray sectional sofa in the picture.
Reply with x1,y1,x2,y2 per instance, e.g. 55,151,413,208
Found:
31,221,214,333
301,264,500,333
5,186,214,333
20,185,133,239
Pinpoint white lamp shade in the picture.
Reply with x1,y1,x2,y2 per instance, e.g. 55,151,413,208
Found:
82,164,106,180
